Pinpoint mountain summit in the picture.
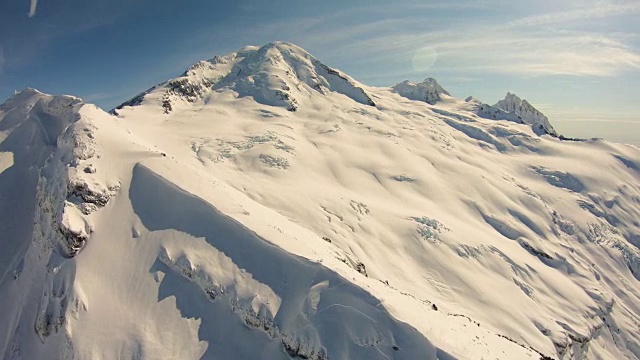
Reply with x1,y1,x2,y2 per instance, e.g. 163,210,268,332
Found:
2,42,640,360
112,42,375,115
391,78,450,105
473,92,557,136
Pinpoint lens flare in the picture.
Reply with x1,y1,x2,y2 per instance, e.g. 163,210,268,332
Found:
412,46,438,74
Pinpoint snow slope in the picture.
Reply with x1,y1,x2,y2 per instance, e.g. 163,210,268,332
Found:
1,42,640,360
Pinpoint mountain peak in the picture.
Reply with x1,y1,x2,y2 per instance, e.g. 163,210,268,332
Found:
112,42,375,115
422,77,442,86
495,92,556,135
0,88,45,108
259,41,306,52
14,87,44,97
471,92,556,136
500,92,527,109
0,88,83,118
499,92,530,108
391,78,450,105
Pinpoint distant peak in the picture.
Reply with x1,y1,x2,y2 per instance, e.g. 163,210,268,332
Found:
12,87,45,99
245,42,311,57
17,87,43,95
422,77,439,84
6,88,82,105
112,41,376,114
249,42,316,64
475,92,557,136
503,92,522,102
495,92,542,118
391,77,450,105
262,41,299,49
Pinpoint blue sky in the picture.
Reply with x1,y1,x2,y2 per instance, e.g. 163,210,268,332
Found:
1,0,639,143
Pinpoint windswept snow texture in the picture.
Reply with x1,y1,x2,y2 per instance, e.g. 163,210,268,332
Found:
131,164,436,360
2,43,640,360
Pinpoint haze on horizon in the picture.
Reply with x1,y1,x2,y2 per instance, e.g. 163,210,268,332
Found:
0,0,638,145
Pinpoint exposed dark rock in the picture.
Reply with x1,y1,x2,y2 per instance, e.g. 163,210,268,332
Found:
67,181,116,208
58,224,88,258
355,262,367,277
521,242,553,260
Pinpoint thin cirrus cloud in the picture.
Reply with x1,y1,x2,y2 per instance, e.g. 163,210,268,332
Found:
507,2,640,27
313,26,639,78
430,31,640,77
292,5,640,79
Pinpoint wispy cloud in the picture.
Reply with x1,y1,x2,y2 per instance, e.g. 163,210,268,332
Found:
430,31,640,77
230,0,638,80
287,12,640,79
507,2,640,27
28,0,38,18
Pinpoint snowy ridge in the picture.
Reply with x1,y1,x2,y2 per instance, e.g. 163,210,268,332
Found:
0,89,121,358
2,43,640,360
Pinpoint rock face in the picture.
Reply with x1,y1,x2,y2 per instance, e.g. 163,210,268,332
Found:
391,78,450,105
475,92,557,136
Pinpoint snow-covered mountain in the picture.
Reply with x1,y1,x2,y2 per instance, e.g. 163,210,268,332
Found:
465,93,557,136
391,78,450,105
111,42,375,115
1,42,640,360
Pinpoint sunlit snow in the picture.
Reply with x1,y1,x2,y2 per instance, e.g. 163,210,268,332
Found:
1,42,639,360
